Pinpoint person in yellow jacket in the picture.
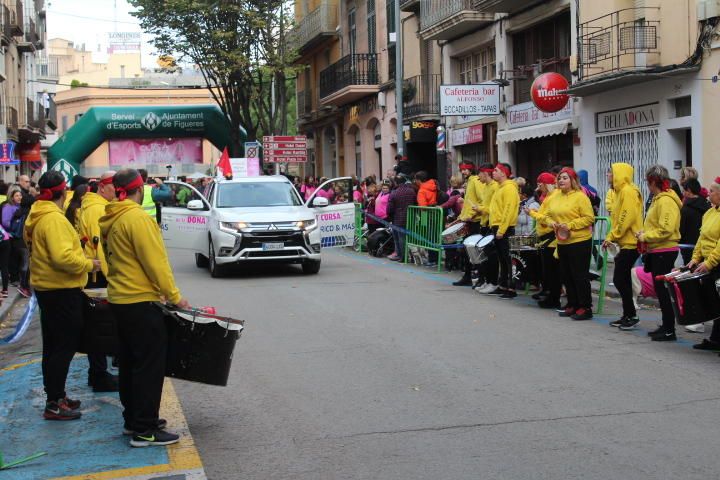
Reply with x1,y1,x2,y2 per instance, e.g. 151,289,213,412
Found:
636,165,682,341
453,163,481,286
24,170,101,421
602,163,644,330
532,168,595,320
77,170,120,393
484,163,519,299
529,172,562,308
99,168,189,447
688,178,720,350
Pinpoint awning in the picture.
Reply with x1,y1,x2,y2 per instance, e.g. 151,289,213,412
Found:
496,119,570,143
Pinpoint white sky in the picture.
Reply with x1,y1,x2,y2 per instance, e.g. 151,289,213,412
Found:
46,0,160,68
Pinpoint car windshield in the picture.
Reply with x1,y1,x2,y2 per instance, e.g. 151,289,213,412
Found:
216,182,303,208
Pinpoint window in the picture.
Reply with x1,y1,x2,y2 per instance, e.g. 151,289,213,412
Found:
217,182,303,208
367,0,376,54
61,115,68,133
348,8,356,55
458,46,496,84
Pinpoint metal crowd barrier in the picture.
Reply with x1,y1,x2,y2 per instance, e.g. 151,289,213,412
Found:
592,216,611,315
404,206,445,272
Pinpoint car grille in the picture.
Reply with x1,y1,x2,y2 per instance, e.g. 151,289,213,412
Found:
239,231,307,250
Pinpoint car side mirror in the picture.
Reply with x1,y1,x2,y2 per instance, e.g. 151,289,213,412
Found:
187,200,204,210
312,197,329,207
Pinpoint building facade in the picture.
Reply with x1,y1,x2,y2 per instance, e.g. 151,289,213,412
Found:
0,0,55,181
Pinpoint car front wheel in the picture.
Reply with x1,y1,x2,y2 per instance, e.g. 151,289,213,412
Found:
208,240,225,278
302,259,321,275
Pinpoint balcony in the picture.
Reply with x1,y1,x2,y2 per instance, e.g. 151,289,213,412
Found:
571,8,667,95
290,1,338,56
472,0,530,13
419,0,493,41
17,17,36,53
319,53,379,106
297,89,312,117
400,0,420,13
9,0,23,37
5,106,18,139
404,74,441,119
37,57,59,80
1,6,10,46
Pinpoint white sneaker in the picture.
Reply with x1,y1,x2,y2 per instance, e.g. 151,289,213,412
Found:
473,282,486,291
685,323,705,333
479,283,497,294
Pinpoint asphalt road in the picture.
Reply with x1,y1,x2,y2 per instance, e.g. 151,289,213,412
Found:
171,248,720,480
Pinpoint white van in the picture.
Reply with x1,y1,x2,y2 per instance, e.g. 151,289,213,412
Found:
161,176,355,277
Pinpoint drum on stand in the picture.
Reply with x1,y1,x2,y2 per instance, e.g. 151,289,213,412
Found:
464,234,494,265
661,270,720,326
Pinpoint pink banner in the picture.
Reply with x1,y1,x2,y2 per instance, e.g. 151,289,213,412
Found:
109,138,203,166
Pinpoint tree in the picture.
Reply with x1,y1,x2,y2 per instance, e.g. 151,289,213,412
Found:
129,0,299,155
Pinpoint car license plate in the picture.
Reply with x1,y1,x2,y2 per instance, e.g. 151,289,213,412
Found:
262,242,284,251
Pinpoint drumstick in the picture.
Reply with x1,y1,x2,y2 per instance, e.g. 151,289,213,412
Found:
92,236,99,283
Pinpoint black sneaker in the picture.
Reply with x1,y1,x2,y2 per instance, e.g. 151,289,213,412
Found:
532,291,549,300
647,326,664,337
618,317,640,331
89,373,119,393
651,331,677,342
124,418,168,436
609,317,627,328
453,277,472,287
64,396,81,410
487,288,506,296
556,304,570,313
500,291,517,299
571,308,593,321
558,307,575,317
44,399,82,421
537,299,561,309
693,339,720,351
130,429,180,447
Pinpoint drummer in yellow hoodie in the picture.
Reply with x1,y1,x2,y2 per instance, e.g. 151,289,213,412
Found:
637,165,682,341
486,163,519,299
24,171,101,421
602,163,644,330
77,170,119,393
99,168,189,448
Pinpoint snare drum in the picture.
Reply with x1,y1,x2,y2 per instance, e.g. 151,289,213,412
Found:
663,272,720,325
464,234,494,265
509,234,538,251
442,222,467,244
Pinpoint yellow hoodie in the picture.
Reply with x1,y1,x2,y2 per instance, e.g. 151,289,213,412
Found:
99,199,181,305
489,179,519,235
605,163,643,249
642,190,682,250
532,188,594,244
459,176,481,223
530,188,559,236
24,200,94,291
692,206,720,269
78,192,109,276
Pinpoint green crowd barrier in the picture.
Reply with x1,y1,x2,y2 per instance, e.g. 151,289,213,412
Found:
353,203,367,252
404,206,445,272
592,216,612,315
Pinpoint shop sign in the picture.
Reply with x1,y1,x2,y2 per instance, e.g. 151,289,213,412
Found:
109,138,203,166
406,120,438,143
507,101,573,129
0,142,19,165
440,84,501,116
531,73,570,113
451,124,483,147
18,142,42,162
596,103,660,134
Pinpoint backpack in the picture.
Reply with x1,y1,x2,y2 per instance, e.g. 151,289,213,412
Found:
9,213,26,238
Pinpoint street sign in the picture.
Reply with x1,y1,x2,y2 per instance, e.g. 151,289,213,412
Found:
262,135,307,163
244,141,260,159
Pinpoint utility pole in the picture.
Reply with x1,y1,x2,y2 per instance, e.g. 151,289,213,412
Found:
394,0,404,158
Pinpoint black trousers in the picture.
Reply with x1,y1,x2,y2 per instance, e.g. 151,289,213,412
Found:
539,234,561,302
10,238,29,289
648,251,679,332
86,273,110,378
36,289,85,402
557,240,593,310
0,240,10,291
461,222,482,278
492,226,514,289
614,249,640,318
111,302,168,433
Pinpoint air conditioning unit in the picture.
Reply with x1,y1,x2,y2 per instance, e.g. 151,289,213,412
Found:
698,0,720,20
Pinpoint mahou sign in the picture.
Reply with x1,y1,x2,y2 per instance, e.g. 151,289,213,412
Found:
530,73,570,113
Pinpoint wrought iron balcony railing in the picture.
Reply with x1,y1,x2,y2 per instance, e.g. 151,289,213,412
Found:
319,53,379,99
290,1,337,54
578,7,660,81
404,74,441,118
420,0,475,30
297,89,312,116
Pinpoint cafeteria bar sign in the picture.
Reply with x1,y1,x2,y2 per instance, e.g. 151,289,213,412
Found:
439,84,501,117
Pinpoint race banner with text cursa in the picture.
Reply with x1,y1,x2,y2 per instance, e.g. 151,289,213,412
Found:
262,136,307,163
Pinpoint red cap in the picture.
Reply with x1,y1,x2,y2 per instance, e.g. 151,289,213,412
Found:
537,172,556,185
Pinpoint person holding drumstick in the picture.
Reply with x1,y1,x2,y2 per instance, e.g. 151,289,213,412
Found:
486,163,519,299
636,165,682,341
529,172,561,309
602,163,644,330
532,168,595,319
689,178,720,351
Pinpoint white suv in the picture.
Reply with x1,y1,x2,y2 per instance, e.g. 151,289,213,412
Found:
161,176,355,277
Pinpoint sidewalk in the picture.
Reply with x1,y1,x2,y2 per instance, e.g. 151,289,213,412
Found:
0,300,207,479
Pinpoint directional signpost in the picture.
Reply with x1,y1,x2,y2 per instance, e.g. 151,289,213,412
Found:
262,136,307,163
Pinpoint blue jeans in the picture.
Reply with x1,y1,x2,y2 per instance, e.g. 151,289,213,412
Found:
392,227,405,259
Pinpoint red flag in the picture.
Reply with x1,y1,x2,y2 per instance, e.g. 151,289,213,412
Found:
217,147,232,176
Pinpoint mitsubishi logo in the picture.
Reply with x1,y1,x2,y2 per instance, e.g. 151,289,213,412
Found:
268,224,278,231
141,112,161,131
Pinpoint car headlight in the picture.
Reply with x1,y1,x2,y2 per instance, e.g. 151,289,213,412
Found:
219,221,247,233
296,219,317,231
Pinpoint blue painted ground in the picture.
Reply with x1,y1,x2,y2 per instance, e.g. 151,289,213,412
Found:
0,356,168,479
